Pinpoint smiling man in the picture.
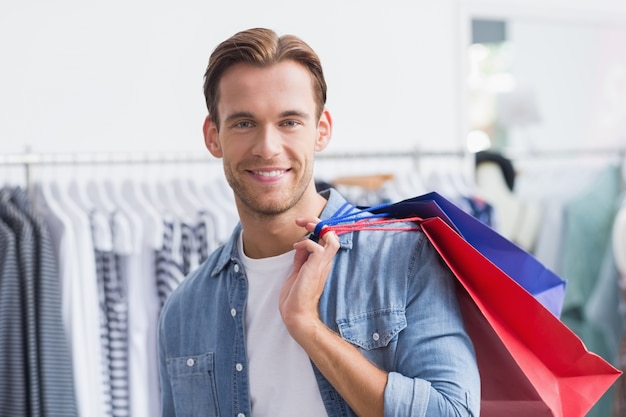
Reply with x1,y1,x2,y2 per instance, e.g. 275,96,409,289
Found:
158,27,480,417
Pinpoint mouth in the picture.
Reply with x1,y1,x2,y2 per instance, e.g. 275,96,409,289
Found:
246,167,292,183
250,169,287,177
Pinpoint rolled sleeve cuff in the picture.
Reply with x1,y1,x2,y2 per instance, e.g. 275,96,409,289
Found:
384,371,431,417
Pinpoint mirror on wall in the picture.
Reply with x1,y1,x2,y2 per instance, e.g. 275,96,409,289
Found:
464,14,626,156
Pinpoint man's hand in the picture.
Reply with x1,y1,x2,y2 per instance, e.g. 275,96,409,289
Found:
279,217,386,417
279,217,339,342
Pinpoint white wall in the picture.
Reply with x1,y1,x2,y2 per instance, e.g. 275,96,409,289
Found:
3,0,626,158
459,0,626,153
0,0,461,156
508,19,626,151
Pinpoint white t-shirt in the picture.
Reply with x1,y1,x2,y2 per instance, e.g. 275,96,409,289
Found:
239,235,327,417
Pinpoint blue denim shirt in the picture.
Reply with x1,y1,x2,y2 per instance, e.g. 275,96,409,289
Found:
158,189,480,417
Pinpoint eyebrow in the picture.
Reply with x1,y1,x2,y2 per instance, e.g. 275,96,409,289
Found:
224,111,254,124
223,109,312,124
279,110,311,119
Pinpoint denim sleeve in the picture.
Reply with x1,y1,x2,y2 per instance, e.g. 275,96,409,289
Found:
383,236,481,417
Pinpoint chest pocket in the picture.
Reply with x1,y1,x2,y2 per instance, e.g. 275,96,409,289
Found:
337,308,407,350
167,352,220,417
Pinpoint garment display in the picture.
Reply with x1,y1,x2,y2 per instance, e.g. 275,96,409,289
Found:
1,157,485,417
0,187,78,417
1,176,238,417
1,149,624,416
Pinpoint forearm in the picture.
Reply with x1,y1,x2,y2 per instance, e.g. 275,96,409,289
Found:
281,226,386,417
296,319,387,417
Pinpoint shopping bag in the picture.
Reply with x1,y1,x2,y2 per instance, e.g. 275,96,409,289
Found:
367,192,566,317
313,194,621,416
420,215,622,417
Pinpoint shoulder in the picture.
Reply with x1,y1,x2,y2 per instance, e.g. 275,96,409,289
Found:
351,219,428,253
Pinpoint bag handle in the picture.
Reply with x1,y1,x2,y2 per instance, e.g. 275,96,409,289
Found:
314,215,424,240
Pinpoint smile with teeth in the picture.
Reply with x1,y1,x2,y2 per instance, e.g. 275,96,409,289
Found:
252,169,286,177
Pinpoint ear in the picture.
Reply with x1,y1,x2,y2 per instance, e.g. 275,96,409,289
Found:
203,115,223,158
314,109,333,152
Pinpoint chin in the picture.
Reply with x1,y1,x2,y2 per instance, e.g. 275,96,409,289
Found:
243,194,299,216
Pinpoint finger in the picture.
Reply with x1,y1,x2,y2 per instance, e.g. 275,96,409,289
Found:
293,237,322,253
321,229,339,247
319,230,340,259
295,227,338,250
291,243,311,272
295,216,321,231
294,232,339,273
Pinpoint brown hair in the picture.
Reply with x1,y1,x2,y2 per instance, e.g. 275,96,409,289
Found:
203,28,327,130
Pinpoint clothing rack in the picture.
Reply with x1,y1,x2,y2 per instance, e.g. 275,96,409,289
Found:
2,146,622,166
0,148,468,187
3,147,624,187
0,148,466,165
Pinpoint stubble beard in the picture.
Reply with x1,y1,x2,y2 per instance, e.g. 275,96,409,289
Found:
223,159,314,218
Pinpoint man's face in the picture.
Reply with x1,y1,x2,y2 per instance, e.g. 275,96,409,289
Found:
205,61,331,218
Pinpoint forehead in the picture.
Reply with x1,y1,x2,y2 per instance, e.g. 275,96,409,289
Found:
217,61,316,116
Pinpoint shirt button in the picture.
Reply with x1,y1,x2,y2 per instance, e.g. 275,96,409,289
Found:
230,308,237,317
234,264,240,273
372,332,380,341
186,358,195,367
235,363,243,372
237,414,245,417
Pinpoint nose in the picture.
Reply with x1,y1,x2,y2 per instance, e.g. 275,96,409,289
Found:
252,125,282,159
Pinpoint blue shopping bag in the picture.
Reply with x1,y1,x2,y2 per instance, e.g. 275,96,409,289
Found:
368,192,567,317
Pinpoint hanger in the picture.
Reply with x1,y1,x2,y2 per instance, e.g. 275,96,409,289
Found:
332,173,395,191
121,179,163,250
85,159,119,212
171,178,204,215
102,179,137,256
66,174,113,252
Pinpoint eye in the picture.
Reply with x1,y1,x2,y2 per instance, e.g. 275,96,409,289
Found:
234,120,254,129
281,120,301,128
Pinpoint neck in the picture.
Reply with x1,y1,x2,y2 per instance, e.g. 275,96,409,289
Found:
238,189,327,259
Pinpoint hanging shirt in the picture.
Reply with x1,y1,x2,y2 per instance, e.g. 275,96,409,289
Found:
155,216,185,306
1,187,78,417
0,217,27,415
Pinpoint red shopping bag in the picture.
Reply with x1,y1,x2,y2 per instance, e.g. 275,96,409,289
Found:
369,192,566,317
420,216,622,417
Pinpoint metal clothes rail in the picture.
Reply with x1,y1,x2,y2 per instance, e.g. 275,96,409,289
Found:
3,147,623,187
0,148,467,165
0,148,468,186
